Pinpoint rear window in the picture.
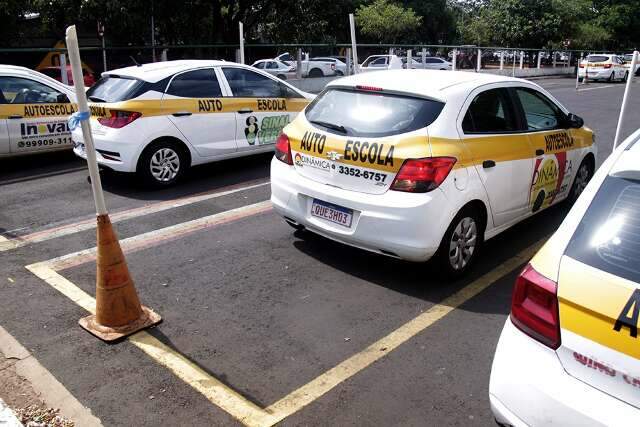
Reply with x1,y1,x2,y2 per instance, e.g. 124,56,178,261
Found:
305,88,444,138
565,176,640,284
86,76,145,102
587,55,609,63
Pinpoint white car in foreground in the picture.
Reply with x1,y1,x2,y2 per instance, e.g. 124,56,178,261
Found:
270,70,595,276
490,129,640,425
72,60,313,187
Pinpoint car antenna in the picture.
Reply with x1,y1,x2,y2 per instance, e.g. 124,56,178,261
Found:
130,56,141,67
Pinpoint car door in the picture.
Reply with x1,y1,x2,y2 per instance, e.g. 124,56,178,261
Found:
511,87,582,211
220,66,306,152
460,87,535,227
0,76,74,155
163,68,237,157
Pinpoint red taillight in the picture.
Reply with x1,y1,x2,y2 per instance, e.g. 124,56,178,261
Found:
356,85,383,91
604,63,612,69
511,264,560,349
579,63,585,68
390,157,456,193
275,132,293,165
97,110,141,128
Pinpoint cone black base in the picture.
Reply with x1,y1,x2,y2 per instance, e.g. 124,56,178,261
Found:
79,305,161,342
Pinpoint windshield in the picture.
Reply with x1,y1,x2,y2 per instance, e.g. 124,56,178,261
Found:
86,76,145,102
587,55,609,63
305,88,444,138
565,176,640,284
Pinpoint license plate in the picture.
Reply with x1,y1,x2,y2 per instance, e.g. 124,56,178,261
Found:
310,199,353,228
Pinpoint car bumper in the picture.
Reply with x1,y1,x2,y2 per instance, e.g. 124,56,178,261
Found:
489,320,640,426
578,69,613,79
270,158,451,262
71,127,139,173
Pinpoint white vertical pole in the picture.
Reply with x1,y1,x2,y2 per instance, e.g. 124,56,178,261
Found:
512,51,516,76
407,49,412,69
553,52,557,68
537,51,542,69
345,48,352,76
151,0,156,62
238,22,245,65
452,48,457,71
65,25,107,216
476,48,481,71
519,51,524,69
613,50,638,149
296,48,302,79
575,53,583,90
59,53,69,85
500,51,504,70
101,36,107,71
421,47,426,69
349,14,359,74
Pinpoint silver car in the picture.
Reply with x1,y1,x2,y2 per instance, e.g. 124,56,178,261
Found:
252,59,295,80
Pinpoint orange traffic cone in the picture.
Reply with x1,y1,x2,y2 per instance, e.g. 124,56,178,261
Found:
79,214,161,341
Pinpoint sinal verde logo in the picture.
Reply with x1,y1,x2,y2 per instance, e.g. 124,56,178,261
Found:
244,115,290,145
530,157,559,212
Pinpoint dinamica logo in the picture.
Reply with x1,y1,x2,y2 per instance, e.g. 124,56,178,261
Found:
294,153,331,172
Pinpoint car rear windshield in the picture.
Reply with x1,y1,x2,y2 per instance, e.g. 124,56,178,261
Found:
565,176,640,284
86,76,146,102
587,55,609,63
305,88,444,137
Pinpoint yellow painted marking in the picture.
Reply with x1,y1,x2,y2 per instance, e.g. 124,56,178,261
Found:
25,199,548,426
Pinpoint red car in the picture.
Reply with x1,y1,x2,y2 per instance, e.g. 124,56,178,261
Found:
39,66,96,87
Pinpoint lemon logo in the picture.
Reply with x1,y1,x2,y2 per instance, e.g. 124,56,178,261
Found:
531,158,559,212
244,116,258,145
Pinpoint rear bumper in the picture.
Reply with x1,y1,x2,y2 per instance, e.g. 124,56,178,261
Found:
72,127,140,173
490,320,640,426
577,69,614,80
270,158,453,262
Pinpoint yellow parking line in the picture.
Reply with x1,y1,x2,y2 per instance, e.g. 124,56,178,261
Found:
25,206,547,426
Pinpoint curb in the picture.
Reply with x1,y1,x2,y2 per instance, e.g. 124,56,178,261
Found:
0,398,22,426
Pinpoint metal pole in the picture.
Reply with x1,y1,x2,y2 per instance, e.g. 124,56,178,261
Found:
512,51,516,76
59,53,69,85
65,25,107,216
575,53,583,90
151,0,156,62
519,51,524,69
239,22,245,65
500,51,504,70
476,48,481,72
296,48,302,79
407,49,412,69
345,48,352,76
452,48,457,71
101,36,107,72
613,50,638,149
349,14,359,74
537,51,541,69
421,47,426,69
552,52,557,68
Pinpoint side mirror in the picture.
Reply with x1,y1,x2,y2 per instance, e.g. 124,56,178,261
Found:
566,113,584,129
57,93,70,103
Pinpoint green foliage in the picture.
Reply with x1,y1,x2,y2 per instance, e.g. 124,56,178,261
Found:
355,0,422,43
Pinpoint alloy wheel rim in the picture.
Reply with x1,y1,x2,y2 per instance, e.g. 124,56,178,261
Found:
448,217,477,271
573,164,590,198
150,148,180,182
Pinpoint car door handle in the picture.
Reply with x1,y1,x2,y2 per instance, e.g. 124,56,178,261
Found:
8,115,23,119
237,108,253,114
482,160,496,169
535,149,545,156
172,112,192,117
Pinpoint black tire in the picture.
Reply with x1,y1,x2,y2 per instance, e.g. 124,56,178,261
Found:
623,71,629,82
335,70,344,76
137,140,188,188
608,72,615,82
567,157,594,205
308,68,323,78
276,74,286,80
578,77,584,82
434,206,484,279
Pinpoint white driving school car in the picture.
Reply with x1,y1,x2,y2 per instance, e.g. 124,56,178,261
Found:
489,129,640,426
271,70,596,276
72,60,314,186
578,54,628,82
0,65,77,158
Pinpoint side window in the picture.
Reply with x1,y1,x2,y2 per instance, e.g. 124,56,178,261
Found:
254,62,265,69
462,88,518,134
266,62,278,70
0,77,66,104
515,88,564,131
222,67,300,98
166,69,222,98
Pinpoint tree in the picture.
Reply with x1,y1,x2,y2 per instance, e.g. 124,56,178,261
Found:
355,0,422,43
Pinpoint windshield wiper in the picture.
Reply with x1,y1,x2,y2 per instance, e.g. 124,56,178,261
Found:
88,96,107,103
310,120,347,134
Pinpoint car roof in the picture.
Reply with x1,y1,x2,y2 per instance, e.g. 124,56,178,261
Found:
327,69,524,101
0,64,75,93
103,60,233,83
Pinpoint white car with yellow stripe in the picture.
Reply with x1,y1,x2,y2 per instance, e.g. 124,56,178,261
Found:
490,129,640,426
71,60,313,186
271,70,596,276
578,54,628,82
0,65,76,158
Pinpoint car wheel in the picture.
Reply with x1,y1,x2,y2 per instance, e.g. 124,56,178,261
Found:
276,74,286,80
435,207,483,278
335,70,344,76
608,72,614,82
309,68,323,78
623,71,629,82
137,141,187,188
567,157,593,205
578,77,584,82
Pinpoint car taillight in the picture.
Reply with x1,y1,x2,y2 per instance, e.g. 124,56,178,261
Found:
390,157,456,193
274,132,293,165
604,63,612,69
331,63,335,69
511,264,560,349
97,110,141,128
579,63,585,68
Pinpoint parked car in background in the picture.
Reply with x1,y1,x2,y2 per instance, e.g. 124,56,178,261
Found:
578,54,628,82
402,56,452,70
622,53,640,76
0,65,77,158
275,53,336,77
252,59,296,80
359,55,403,72
40,65,96,87
310,57,348,75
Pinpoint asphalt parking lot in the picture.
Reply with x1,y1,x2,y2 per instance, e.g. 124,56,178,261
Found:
1,76,639,426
